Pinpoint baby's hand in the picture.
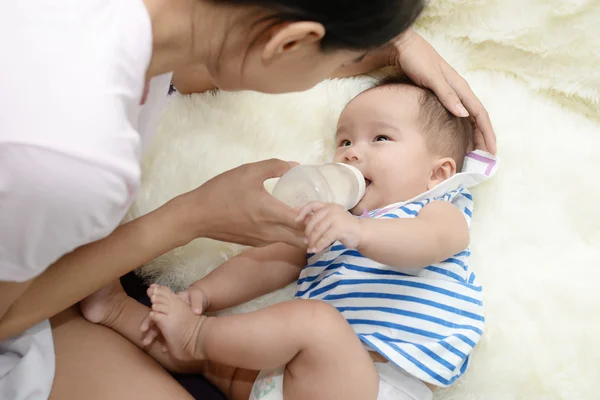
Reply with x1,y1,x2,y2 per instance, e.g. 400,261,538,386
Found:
297,202,362,253
176,286,209,315
140,311,164,349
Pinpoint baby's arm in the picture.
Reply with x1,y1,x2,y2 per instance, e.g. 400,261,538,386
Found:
300,200,468,270
185,243,306,313
357,201,469,268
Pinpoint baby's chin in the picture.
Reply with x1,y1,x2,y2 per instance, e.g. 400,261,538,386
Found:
350,200,366,216
351,194,413,215
350,205,365,216
350,198,384,216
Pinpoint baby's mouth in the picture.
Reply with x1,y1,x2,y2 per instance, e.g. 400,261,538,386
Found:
365,178,372,187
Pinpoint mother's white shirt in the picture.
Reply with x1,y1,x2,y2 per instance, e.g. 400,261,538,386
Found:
0,0,171,398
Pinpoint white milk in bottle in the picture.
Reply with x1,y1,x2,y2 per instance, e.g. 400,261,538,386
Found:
272,163,366,209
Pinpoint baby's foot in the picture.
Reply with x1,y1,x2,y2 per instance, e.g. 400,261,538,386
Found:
80,280,128,327
148,285,207,361
148,284,209,315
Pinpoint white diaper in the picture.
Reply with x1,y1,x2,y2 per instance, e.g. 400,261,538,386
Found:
249,362,433,400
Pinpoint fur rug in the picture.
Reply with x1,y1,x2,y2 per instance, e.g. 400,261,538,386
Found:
417,0,600,122
126,1,600,398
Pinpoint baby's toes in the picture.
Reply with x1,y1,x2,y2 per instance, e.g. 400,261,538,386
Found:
155,286,174,297
146,286,156,299
150,292,171,306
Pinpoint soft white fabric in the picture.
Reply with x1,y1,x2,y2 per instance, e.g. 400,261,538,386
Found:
249,363,433,400
0,0,153,281
129,8,600,398
0,321,54,400
416,0,600,121
0,1,171,398
0,145,136,282
375,362,434,400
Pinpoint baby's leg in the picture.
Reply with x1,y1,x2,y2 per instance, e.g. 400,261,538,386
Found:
149,286,380,400
81,280,205,372
81,281,260,399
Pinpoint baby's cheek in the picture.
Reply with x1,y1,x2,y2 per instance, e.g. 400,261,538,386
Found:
331,151,345,163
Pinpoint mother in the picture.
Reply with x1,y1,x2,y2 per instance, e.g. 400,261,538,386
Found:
0,0,495,399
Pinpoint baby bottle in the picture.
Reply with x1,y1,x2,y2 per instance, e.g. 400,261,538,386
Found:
272,163,366,209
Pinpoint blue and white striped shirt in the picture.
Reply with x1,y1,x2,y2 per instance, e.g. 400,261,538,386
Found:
295,188,483,387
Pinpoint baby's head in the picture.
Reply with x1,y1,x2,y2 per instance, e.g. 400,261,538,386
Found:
334,76,473,213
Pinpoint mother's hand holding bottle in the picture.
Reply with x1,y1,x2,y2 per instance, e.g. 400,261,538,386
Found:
0,158,303,342
176,158,305,248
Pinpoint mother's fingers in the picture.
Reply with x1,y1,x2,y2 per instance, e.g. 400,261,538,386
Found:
472,126,487,152
442,67,497,154
263,195,305,230
271,226,306,249
249,158,297,181
422,68,469,119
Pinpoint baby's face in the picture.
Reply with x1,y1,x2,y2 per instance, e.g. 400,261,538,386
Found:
334,86,436,213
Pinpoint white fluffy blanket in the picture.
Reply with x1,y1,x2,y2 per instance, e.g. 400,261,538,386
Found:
127,1,600,398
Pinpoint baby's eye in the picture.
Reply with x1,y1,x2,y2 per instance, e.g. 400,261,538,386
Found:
339,139,352,147
374,135,390,142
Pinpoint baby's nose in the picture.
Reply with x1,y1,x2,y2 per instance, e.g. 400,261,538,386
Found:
343,148,361,162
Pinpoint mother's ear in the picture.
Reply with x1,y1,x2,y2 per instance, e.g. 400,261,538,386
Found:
262,22,325,61
427,157,457,190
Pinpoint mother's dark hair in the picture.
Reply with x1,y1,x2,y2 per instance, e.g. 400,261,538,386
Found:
217,0,425,50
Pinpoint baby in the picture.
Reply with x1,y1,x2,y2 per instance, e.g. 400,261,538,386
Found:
83,76,482,400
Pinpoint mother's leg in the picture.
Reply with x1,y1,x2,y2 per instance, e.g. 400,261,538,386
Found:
49,306,195,400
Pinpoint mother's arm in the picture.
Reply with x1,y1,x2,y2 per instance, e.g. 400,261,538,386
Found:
0,158,304,341
0,281,32,323
0,197,187,341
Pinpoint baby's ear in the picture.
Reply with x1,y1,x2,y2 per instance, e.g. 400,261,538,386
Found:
427,157,456,190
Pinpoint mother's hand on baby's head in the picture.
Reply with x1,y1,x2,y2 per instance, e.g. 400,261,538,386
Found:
391,30,497,154
172,158,305,248
471,125,488,154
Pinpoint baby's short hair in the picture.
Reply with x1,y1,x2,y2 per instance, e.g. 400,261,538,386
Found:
374,75,473,170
